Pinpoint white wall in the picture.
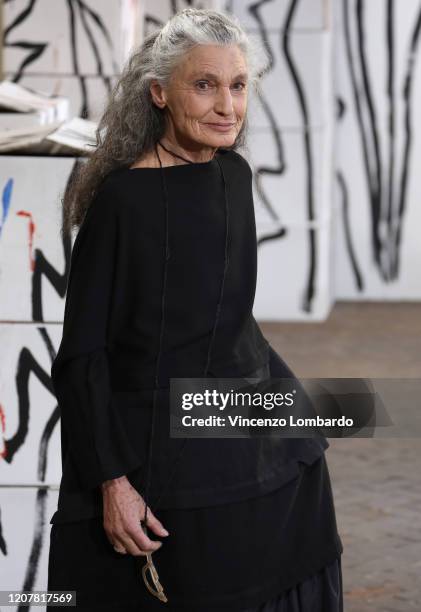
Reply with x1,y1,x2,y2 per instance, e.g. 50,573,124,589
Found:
333,0,421,299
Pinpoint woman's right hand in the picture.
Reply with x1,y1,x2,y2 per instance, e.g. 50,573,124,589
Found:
101,475,169,556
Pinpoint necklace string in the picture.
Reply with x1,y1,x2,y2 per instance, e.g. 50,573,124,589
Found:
157,139,216,165
139,139,229,603
157,140,193,164
139,144,229,516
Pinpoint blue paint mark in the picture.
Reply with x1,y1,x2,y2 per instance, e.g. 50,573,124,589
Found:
0,178,13,239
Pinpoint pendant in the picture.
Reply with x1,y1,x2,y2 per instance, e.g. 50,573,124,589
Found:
141,552,168,603
140,521,168,603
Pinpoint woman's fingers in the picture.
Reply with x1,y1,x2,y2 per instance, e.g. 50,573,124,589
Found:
114,527,162,557
127,523,164,554
107,520,164,556
144,510,170,538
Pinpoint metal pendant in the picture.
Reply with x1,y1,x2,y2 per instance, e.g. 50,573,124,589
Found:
140,521,168,603
141,552,168,603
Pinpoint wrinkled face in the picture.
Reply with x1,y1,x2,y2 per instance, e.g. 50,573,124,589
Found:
151,44,248,150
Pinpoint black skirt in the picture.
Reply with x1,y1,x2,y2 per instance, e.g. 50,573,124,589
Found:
47,454,343,611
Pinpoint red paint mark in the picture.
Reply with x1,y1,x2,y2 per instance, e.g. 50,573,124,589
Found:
16,210,36,271
0,403,6,459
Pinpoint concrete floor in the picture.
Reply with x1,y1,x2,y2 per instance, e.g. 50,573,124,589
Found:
260,302,421,611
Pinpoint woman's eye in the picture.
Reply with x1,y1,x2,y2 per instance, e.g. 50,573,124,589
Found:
196,81,211,90
194,80,246,91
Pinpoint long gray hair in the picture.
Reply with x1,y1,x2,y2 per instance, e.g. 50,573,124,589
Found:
61,7,267,235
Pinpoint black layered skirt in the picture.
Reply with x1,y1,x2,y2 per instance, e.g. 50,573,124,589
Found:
47,356,344,610
47,451,343,611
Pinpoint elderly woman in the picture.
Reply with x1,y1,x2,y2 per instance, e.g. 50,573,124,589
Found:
47,8,343,612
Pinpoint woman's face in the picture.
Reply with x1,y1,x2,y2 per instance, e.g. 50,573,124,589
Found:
151,44,248,151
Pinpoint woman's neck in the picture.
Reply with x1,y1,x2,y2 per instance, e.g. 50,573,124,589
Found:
158,135,217,164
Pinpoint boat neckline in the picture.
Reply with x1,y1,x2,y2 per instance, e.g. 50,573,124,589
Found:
124,148,229,172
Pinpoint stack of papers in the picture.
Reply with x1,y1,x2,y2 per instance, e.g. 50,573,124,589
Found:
0,81,97,154
0,80,69,122
45,117,98,153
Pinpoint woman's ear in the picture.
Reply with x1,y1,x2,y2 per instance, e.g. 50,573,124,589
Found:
150,80,167,109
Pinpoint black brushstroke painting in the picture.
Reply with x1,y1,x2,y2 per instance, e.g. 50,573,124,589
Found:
226,0,319,313
341,0,421,286
3,0,118,117
0,158,75,585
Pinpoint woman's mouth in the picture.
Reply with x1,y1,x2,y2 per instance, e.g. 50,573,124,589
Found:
204,123,236,133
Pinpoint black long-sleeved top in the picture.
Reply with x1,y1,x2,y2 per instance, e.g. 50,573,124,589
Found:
50,147,328,525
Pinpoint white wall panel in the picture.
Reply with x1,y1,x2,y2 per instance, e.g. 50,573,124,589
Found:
143,0,222,27
247,30,329,129
249,128,329,227
254,220,334,320
333,0,421,298
0,487,59,599
3,0,142,76
230,0,329,31
0,323,62,486
0,156,77,323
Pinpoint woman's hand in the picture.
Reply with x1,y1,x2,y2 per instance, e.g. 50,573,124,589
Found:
101,475,169,556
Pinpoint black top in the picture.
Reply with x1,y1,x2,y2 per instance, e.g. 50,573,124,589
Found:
50,148,328,525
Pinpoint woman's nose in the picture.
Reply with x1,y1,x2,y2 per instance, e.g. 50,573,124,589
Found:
214,86,234,115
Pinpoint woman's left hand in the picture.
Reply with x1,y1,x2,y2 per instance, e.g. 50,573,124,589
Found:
101,475,169,556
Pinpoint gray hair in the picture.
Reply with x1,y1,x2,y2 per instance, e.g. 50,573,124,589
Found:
61,7,267,234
